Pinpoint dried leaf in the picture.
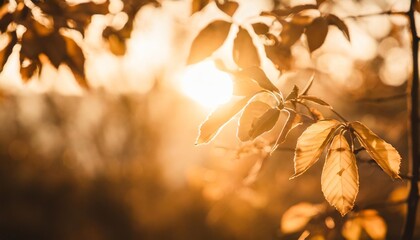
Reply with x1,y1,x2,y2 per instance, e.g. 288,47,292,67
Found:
197,96,251,144
188,20,231,65
233,27,260,68
191,0,211,14
350,122,401,179
326,14,350,41
236,66,279,92
215,0,239,17
305,17,328,52
290,119,342,179
300,95,331,107
322,134,359,216
281,202,322,233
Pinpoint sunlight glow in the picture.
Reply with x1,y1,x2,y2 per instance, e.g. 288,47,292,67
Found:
181,61,233,109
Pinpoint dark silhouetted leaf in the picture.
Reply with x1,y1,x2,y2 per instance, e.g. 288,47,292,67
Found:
264,44,292,70
322,134,359,216
252,22,269,35
43,33,66,68
191,0,211,14
0,32,16,72
300,95,331,107
326,14,350,41
238,101,271,141
233,27,260,68
236,66,279,92
305,17,328,52
350,122,401,179
280,22,304,47
249,108,280,140
188,20,232,65
274,110,303,147
290,119,342,179
20,60,39,82
197,96,252,144
286,85,299,101
215,0,239,17
64,36,88,89
0,12,13,33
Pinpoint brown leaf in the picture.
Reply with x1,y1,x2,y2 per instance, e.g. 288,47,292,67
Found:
281,202,322,233
191,0,211,14
20,60,39,82
64,36,88,89
305,17,328,52
0,12,13,33
187,20,232,65
286,85,299,101
326,14,350,41
42,33,66,68
0,32,16,72
215,0,239,17
233,27,260,69
197,96,251,144
290,119,342,179
264,44,292,71
322,134,359,216
252,22,269,35
350,122,401,179
280,22,304,47
238,101,272,141
275,110,303,146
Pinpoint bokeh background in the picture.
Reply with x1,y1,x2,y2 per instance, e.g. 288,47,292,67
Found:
0,0,418,239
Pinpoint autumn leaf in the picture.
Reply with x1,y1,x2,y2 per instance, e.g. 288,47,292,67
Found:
350,121,401,179
64,36,88,89
321,134,359,216
264,44,292,71
281,202,323,233
238,101,280,141
286,85,299,101
196,96,251,144
326,14,350,41
290,119,342,179
187,20,232,65
342,210,387,240
252,23,269,35
215,0,239,17
191,0,211,14
305,17,328,52
280,22,304,47
233,27,260,69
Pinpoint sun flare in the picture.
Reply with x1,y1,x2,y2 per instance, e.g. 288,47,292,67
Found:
181,61,233,109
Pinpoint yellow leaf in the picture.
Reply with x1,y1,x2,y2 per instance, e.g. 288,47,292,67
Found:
281,202,322,233
360,210,387,240
290,119,342,179
321,134,359,216
350,122,401,179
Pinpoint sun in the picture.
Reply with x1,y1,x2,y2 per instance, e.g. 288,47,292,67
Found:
181,61,233,109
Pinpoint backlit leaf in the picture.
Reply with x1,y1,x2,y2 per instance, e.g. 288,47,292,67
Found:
274,110,303,147
232,74,262,96
321,134,359,216
290,119,342,179
350,121,401,179
281,202,322,233
187,20,232,65
300,95,331,107
326,14,350,41
191,0,211,14
233,27,260,69
238,101,281,141
360,210,387,239
342,218,362,240
197,96,251,144
286,85,299,101
215,0,239,17
236,66,279,92
305,17,328,52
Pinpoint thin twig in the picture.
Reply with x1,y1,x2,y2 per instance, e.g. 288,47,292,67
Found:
343,10,406,19
402,1,420,239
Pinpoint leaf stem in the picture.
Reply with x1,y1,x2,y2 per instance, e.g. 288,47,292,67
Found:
330,108,348,122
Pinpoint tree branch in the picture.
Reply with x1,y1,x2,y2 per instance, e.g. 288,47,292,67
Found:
343,10,407,19
358,93,407,103
402,0,420,239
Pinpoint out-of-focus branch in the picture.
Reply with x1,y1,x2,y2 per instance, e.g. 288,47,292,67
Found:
343,10,407,19
358,93,407,103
